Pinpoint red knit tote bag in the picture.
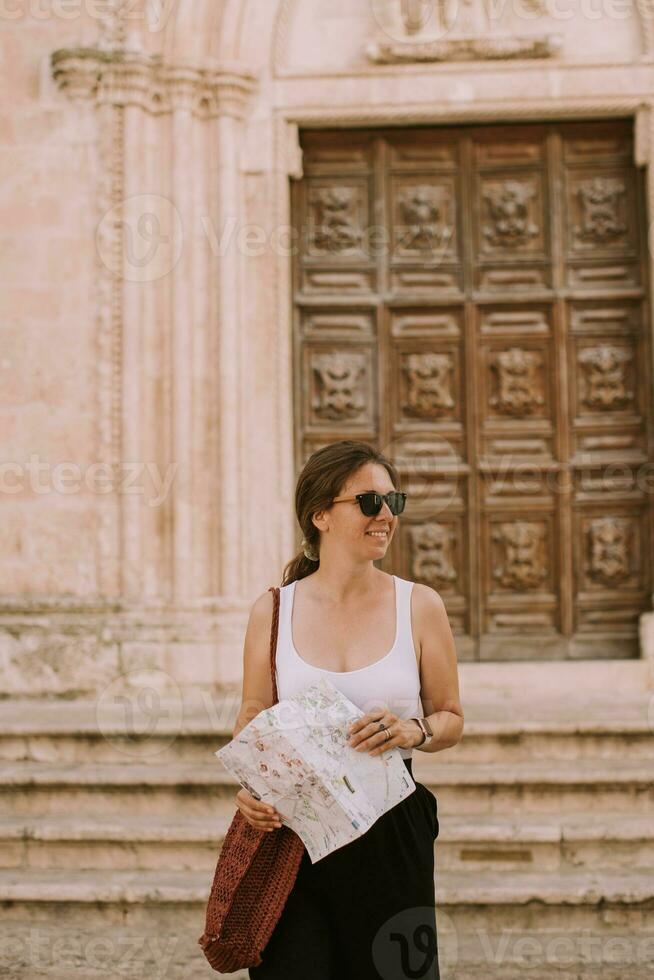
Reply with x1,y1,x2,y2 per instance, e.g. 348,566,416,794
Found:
197,585,306,972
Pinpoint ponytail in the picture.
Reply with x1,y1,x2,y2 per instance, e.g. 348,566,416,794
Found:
281,549,319,586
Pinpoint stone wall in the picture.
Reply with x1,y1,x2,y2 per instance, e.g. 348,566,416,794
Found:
0,9,102,596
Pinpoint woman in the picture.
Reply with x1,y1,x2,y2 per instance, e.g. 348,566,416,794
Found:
232,440,464,980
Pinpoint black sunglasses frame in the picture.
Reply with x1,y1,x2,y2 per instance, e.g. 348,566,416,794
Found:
331,491,407,517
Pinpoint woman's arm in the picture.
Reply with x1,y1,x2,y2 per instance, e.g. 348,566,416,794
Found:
414,584,465,754
230,589,284,828
232,589,276,739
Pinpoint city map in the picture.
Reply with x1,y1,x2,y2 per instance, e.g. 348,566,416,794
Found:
216,676,416,862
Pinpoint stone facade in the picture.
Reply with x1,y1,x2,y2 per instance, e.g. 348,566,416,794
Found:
2,8,654,977
1,0,654,699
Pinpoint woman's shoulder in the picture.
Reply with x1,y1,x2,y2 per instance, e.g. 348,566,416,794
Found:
405,580,446,627
394,574,439,597
410,580,445,606
246,588,277,633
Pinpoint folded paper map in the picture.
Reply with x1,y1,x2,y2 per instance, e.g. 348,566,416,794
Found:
216,676,416,862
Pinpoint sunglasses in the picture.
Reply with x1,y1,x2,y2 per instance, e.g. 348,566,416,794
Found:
331,491,407,517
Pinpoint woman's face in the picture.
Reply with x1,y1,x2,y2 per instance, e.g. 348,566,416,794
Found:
320,462,399,558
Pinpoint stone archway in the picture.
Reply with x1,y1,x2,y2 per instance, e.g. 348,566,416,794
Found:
46,0,294,695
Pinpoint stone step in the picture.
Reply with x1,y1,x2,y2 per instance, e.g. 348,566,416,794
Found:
434,728,654,764
1,811,653,874
0,815,222,872
436,811,654,872
0,927,648,980
1,693,652,765
434,692,654,763
1,864,652,906
2,758,653,817
0,868,652,980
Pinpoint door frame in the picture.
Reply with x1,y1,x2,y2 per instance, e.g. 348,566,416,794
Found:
273,98,654,659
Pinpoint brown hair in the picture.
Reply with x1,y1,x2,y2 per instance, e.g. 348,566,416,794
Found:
281,440,401,586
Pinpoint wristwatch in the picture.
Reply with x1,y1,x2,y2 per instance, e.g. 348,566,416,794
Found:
410,716,434,748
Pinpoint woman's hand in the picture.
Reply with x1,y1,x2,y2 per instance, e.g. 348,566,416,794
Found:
346,711,423,755
235,788,283,831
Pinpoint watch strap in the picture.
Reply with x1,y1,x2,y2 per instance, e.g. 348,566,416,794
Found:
410,717,428,746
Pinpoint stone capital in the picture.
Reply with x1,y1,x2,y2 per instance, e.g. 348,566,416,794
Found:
51,47,257,120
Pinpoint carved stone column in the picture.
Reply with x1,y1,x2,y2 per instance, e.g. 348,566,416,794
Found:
42,46,258,694
212,98,251,597
169,74,200,602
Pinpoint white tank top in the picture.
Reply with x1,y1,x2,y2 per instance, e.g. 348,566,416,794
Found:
274,574,423,760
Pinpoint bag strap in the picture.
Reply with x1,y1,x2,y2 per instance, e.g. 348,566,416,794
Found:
267,586,281,705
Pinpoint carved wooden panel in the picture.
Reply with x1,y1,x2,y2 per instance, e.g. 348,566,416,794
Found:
563,129,641,290
292,120,653,661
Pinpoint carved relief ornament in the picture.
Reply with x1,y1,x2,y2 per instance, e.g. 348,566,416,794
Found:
578,345,634,411
492,521,547,590
409,523,458,588
51,47,257,119
587,517,632,587
573,177,627,245
311,351,368,421
367,0,562,63
491,348,545,416
404,352,455,418
309,187,363,253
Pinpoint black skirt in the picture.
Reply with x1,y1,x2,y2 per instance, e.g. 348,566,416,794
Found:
249,755,440,980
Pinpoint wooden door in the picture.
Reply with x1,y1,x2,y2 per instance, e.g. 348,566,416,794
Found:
291,120,654,660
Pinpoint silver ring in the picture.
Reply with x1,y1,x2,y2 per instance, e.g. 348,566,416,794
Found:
378,721,391,743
